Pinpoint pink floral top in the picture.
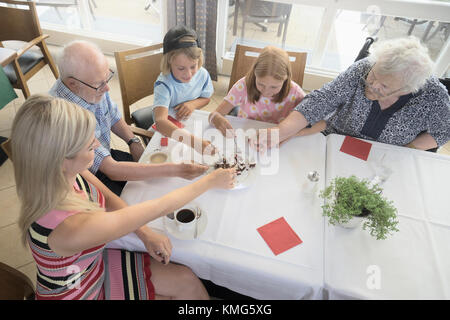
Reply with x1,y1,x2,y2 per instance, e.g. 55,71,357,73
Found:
224,77,305,124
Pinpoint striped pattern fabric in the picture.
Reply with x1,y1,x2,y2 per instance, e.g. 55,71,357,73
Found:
103,249,154,300
167,0,218,80
27,175,155,300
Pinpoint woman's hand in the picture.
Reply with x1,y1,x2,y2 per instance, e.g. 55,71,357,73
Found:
250,127,280,152
211,113,234,137
140,229,173,265
207,168,236,189
175,102,195,120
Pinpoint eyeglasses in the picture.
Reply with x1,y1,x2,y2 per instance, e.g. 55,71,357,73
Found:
361,67,406,98
70,69,114,92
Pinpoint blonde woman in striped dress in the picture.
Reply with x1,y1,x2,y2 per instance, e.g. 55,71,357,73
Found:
11,95,235,300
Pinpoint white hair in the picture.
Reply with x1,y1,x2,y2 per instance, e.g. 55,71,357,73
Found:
368,37,434,93
58,40,104,80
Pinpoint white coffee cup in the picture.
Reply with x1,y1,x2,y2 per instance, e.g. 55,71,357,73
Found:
174,207,197,232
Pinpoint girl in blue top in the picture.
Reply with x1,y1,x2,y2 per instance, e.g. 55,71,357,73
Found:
153,25,214,154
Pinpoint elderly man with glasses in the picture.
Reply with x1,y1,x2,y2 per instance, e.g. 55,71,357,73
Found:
255,37,450,151
49,40,207,196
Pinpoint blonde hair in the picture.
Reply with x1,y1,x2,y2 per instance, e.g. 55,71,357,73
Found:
246,46,292,104
11,95,103,246
160,35,204,75
368,37,433,93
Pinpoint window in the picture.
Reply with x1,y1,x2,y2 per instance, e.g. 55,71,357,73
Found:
219,0,450,85
323,11,449,72
35,0,163,46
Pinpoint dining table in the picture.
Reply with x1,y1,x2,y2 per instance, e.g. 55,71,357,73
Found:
107,110,450,300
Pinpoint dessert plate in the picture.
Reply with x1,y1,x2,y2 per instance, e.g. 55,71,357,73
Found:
204,153,258,189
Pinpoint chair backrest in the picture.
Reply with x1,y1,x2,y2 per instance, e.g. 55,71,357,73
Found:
228,44,307,92
0,262,35,300
0,0,42,43
115,43,163,125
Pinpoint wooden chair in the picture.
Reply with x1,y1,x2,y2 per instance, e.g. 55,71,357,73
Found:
0,261,35,300
1,138,11,159
0,0,59,98
228,44,307,92
115,43,163,144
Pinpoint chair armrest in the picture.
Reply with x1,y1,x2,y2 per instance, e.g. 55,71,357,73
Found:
16,35,50,58
0,48,17,67
130,126,154,140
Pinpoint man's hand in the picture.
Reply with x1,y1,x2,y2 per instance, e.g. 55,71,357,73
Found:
129,140,145,162
176,162,208,180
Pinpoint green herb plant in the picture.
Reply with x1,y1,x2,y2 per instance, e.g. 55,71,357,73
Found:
319,175,399,240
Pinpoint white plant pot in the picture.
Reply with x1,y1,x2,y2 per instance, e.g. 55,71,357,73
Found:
338,215,364,229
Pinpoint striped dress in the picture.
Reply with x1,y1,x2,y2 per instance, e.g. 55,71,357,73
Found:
27,175,155,300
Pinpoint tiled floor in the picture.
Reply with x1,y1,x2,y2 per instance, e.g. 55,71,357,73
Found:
1,45,449,289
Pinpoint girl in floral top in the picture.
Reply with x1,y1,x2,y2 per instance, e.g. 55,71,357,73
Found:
210,46,305,136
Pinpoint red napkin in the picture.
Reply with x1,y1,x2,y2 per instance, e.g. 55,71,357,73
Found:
257,217,303,256
160,137,168,146
151,115,184,131
339,136,372,161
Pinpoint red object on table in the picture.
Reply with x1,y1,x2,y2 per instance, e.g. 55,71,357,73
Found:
339,136,372,161
257,217,303,256
151,115,184,130
160,137,168,146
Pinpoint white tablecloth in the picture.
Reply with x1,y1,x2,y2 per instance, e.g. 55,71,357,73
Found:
107,110,450,299
324,134,450,299
108,110,327,299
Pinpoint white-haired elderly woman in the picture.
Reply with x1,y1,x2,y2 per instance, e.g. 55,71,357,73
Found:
257,37,450,151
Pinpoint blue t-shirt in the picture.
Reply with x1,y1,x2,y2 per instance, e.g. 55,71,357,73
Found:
153,67,214,118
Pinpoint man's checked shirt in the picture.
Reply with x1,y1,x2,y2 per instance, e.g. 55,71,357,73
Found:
50,79,122,173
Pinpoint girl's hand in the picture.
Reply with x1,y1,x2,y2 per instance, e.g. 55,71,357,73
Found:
207,168,236,189
211,113,234,137
202,140,218,156
175,102,195,120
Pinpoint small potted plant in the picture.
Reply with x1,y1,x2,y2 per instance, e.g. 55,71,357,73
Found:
319,175,399,240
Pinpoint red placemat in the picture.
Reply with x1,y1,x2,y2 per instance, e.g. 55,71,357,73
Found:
340,136,372,161
257,217,303,256
151,115,184,130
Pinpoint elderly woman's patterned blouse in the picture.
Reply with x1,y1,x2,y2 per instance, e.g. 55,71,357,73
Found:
295,58,450,147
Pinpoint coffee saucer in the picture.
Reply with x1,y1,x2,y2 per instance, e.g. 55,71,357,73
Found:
142,150,171,164
163,208,208,240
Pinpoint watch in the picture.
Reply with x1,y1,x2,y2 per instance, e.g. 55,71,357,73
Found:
127,136,140,146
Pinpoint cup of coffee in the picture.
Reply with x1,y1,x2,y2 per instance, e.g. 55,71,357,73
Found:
174,207,197,232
